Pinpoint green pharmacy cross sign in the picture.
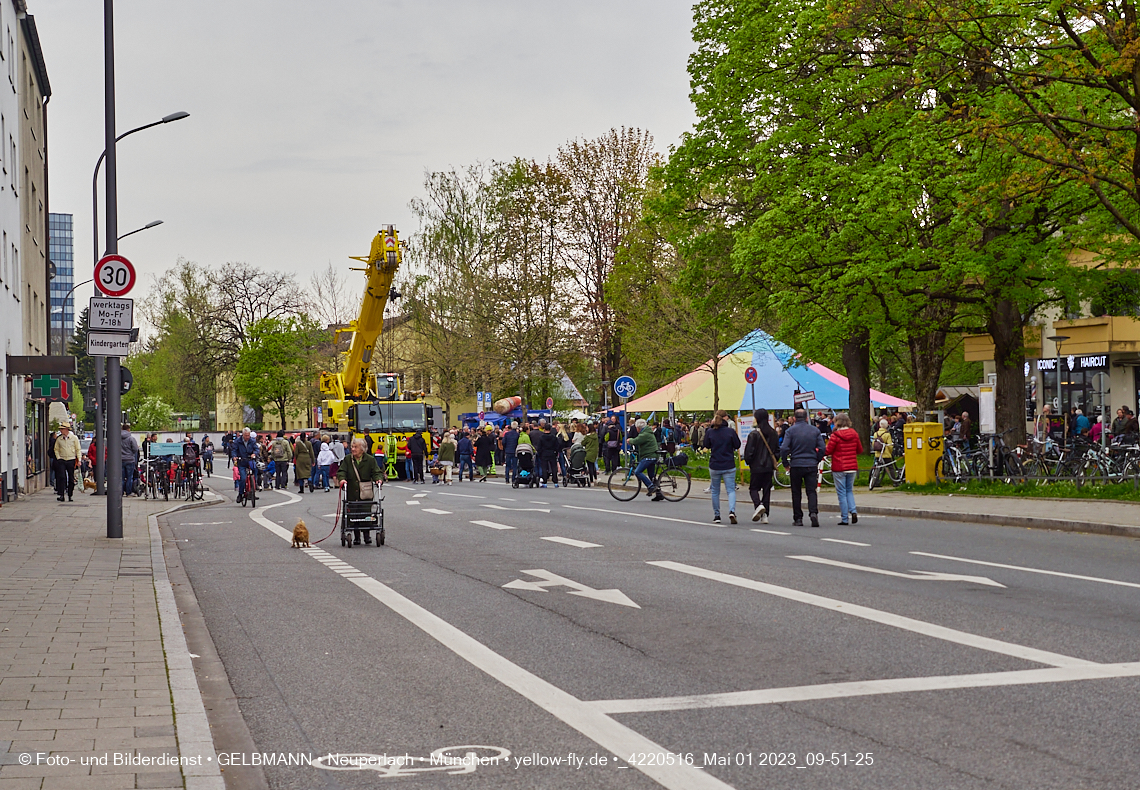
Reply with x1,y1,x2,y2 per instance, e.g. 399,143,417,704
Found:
30,375,71,402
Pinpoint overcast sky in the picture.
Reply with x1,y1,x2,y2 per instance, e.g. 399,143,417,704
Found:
33,0,698,312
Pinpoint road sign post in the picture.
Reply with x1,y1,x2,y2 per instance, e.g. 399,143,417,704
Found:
745,366,757,412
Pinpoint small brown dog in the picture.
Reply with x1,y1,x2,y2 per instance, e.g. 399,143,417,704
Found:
291,519,310,548
83,478,97,492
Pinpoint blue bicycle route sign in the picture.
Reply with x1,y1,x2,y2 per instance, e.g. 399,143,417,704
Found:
614,376,637,399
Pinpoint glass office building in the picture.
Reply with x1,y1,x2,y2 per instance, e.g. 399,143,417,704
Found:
48,213,74,354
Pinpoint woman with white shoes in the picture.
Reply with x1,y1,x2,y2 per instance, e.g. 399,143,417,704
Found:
742,408,778,524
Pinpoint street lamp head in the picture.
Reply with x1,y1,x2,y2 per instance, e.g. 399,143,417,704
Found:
144,220,164,229
1046,335,1071,343
161,111,190,123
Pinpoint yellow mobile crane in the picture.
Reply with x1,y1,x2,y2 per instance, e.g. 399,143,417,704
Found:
319,226,433,478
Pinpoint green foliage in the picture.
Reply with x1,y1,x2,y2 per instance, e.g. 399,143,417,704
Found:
233,316,325,429
132,395,174,432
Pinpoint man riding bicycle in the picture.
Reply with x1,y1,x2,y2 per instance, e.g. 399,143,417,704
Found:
629,418,664,501
232,428,258,503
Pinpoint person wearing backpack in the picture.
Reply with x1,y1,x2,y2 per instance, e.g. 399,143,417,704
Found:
742,408,778,524
271,431,293,489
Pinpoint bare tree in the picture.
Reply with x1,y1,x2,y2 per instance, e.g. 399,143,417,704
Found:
308,261,363,329
558,128,658,387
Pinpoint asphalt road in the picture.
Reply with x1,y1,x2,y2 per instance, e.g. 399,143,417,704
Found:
163,470,1140,790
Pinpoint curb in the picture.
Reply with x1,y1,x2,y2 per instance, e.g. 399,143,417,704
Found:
148,492,227,790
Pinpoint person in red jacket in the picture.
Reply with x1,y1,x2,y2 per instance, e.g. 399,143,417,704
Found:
826,412,864,525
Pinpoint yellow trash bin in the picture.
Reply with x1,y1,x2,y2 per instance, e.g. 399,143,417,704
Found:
904,423,944,484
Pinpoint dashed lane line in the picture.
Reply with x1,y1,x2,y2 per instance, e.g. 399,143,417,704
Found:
751,528,791,536
422,508,453,515
541,536,603,549
820,538,871,547
471,520,516,530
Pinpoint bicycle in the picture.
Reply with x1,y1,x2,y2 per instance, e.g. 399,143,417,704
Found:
237,461,258,508
607,451,691,502
202,452,214,478
184,461,203,501
868,445,904,490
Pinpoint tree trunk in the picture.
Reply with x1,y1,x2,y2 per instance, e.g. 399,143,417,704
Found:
987,297,1026,446
907,327,949,413
842,329,872,452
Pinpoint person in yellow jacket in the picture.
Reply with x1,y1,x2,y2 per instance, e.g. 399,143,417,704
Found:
872,418,894,459
53,423,82,502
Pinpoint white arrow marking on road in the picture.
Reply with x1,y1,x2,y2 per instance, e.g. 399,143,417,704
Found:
471,520,516,530
788,555,1006,587
541,536,602,549
481,504,550,513
422,508,453,515
503,569,640,608
820,538,870,547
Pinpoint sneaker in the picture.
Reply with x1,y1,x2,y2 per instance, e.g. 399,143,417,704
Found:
793,519,803,526
752,504,766,522
851,512,858,524
810,515,820,528
729,511,737,524
540,483,547,488
713,514,722,523
652,490,665,502
703,486,711,493
761,514,769,524
554,483,559,488
837,521,849,526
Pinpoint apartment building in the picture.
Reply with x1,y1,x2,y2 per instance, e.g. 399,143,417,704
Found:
0,0,22,498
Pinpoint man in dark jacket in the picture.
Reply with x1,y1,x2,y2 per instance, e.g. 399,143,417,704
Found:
456,431,475,481
406,431,427,483
500,424,519,484
537,424,560,487
601,418,622,473
779,408,826,527
233,428,259,503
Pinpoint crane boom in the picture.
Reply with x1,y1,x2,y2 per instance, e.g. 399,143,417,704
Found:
319,226,402,403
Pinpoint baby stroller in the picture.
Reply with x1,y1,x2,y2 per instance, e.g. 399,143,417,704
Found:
566,443,590,487
513,444,538,489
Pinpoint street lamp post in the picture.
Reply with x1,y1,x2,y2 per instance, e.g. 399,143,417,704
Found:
1047,334,1071,443
89,99,187,501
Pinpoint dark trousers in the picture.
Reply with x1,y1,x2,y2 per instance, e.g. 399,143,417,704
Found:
53,459,76,498
542,458,559,483
603,447,619,473
458,456,475,480
411,455,425,482
275,463,289,489
789,467,818,521
749,467,773,513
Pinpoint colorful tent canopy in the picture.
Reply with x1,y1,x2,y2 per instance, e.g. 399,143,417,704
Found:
620,330,915,413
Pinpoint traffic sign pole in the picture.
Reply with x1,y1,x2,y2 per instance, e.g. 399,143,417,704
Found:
104,2,123,539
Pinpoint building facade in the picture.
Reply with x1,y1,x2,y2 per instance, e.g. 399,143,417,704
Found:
0,0,23,499
48,211,71,354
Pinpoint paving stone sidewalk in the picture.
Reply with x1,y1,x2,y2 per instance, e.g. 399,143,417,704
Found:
0,488,219,789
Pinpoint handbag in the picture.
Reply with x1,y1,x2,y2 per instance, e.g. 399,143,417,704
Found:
606,440,619,449
350,457,375,501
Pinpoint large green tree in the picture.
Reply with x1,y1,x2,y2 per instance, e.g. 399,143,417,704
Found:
233,317,325,429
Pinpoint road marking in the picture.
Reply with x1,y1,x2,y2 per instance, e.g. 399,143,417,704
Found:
481,504,550,513
471,520,516,530
435,491,485,498
590,662,1140,714
541,536,602,549
413,493,427,498
321,513,336,517
499,497,516,501
503,569,639,608
820,538,870,547
406,500,421,505
789,555,1005,587
563,504,724,528
181,521,232,526
422,508,453,515
910,551,1140,590
531,501,550,504
648,561,1093,668
395,485,416,491
247,492,723,790
751,528,791,536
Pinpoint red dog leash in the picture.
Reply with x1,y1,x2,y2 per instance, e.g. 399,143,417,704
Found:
311,484,343,545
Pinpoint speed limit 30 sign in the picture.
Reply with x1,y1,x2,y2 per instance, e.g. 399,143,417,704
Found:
95,254,137,297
